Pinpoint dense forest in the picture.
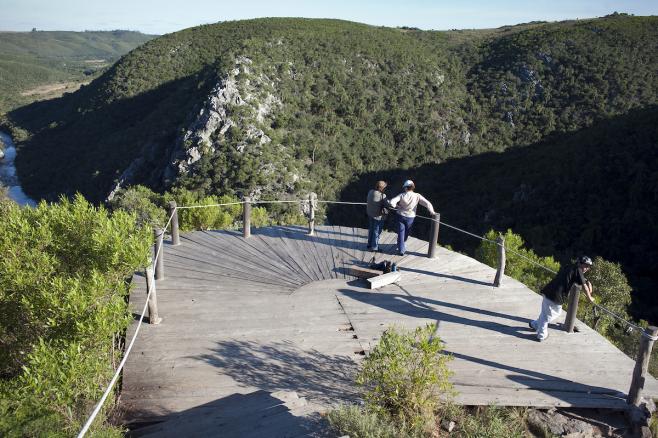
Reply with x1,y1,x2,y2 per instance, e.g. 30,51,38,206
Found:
3,15,658,320
0,30,155,113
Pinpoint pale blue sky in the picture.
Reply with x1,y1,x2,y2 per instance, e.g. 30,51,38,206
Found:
0,0,656,35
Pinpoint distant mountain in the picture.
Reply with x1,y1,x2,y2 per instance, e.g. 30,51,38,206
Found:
0,30,156,112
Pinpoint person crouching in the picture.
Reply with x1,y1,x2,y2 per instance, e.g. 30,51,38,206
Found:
529,256,594,342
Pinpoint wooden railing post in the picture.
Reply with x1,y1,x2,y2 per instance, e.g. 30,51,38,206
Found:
564,284,581,333
145,266,162,324
153,227,164,280
493,234,505,287
427,213,440,258
168,201,180,246
307,193,315,236
628,326,658,406
243,197,251,238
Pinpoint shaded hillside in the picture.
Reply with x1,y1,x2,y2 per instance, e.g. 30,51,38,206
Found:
331,106,658,323
0,30,155,112
6,15,658,203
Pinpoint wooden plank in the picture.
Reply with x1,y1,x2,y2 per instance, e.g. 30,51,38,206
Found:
348,265,383,279
282,225,332,281
273,226,323,282
254,227,317,284
315,226,340,279
204,230,306,282
308,226,339,280
367,272,402,289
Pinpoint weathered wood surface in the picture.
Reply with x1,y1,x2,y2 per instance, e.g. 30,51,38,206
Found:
121,225,658,436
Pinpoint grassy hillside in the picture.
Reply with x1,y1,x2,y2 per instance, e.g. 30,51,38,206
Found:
0,30,155,112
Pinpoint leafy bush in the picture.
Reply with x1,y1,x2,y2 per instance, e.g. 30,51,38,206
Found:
164,188,242,231
0,184,9,203
356,323,453,434
108,185,166,228
327,404,402,438
577,256,632,333
0,195,150,435
475,229,560,292
453,405,527,438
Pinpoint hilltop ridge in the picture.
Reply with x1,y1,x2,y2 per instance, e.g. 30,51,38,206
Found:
0,30,156,112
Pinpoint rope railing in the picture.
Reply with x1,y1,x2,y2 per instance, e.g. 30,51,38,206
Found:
77,209,175,437
78,196,654,433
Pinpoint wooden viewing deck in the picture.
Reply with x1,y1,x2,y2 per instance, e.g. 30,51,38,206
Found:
120,225,658,437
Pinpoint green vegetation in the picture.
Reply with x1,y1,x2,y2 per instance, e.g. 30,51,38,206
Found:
0,196,150,436
5,16,658,318
6,16,657,204
475,229,560,292
108,185,305,230
328,324,530,437
356,324,452,434
0,30,155,113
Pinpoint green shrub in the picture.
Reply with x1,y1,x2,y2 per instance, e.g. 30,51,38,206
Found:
251,206,271,227
577,256,631,333
476,229,560,292
356,323,453,435
163,188,242,231
327,404,403,438
0,195,149,435
454,405,528,438
0,184,9,203
108,185,166,228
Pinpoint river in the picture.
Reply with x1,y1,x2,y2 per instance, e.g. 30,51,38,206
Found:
0,131,37,206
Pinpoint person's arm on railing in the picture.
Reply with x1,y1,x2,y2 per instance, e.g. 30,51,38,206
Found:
583,280,594,303
418,194,435,216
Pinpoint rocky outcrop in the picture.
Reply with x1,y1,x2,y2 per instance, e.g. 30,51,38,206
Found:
164,56,281,185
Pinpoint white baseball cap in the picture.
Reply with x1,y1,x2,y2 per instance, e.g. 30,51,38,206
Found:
403,180,414,188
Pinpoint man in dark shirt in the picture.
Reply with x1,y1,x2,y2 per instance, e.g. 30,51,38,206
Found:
529,256,594,342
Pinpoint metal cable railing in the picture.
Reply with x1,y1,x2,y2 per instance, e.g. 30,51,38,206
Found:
78,196,653,435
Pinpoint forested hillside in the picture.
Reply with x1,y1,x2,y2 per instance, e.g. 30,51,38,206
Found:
6,15,657,204
0,30,155,112
3,15,658,318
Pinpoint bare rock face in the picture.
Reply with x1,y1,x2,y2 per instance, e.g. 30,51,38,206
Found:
164,55,282,186
165,75,244,181
527,409,595,437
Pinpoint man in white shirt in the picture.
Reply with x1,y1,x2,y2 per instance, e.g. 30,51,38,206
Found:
388,180,435,255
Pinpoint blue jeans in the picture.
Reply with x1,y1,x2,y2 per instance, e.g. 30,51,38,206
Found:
396,214,415,254
368,217,384,249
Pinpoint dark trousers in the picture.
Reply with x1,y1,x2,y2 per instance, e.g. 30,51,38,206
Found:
396,214,415,254
367,217,384,249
